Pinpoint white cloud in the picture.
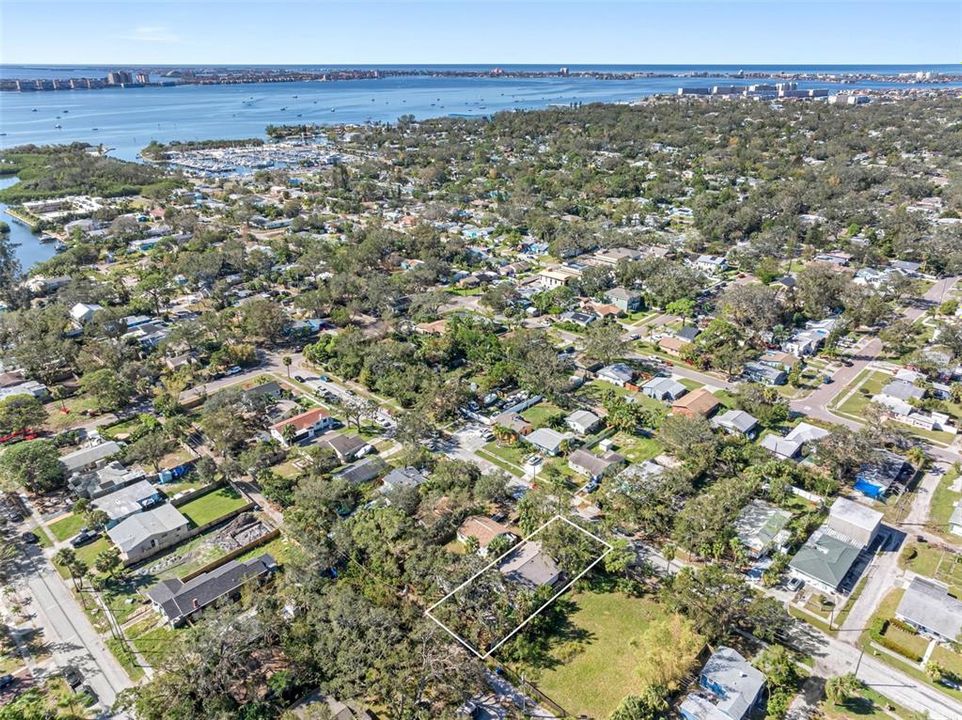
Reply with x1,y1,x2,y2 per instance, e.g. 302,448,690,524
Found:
119,25,182,44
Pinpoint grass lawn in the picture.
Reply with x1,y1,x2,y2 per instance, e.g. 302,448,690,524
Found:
235,534,297,566
517,592,703,719
177,486,248,527
900,543,962,597
520,401,565,428
930,467,962,542
48,513,86,542
609,432,662,463
100,417,144,441
932,645,962,679
820,686,926,720
831,370,890,417
678,378,703,391
74,536,111,568
106,637,146,681
42,395,107,432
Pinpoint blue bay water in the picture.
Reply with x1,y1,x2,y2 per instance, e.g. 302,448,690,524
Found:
2,64,961,162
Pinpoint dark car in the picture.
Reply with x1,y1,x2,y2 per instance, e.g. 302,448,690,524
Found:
69,528,99,548
78,683,98,703
62,667,82,690
293,375,305,383
0,674,14,690
20,531,40,545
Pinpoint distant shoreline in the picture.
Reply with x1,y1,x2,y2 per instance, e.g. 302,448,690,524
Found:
5,66,962,93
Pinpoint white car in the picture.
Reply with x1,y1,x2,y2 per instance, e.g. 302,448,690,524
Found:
525,455,543,467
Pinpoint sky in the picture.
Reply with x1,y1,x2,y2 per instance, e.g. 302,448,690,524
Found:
1,1,960,66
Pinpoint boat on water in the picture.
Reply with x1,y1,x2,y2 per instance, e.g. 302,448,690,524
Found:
39,235,58,244
54,241,67,252
54,124,62,129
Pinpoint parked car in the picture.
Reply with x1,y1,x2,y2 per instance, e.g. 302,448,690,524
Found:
524,455,543,467
786,577,804,592
20,531,40,545
293,375,305,383
69,528,99,548
79,683,98,703
224,366,243,377
0,674,14,690
62,667,82,690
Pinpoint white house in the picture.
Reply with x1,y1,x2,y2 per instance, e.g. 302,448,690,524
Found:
270,408,336,446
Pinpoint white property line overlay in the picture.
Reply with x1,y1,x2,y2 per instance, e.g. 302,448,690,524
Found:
425,514,613,659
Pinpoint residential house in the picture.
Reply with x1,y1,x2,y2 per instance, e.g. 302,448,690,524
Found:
457,516,517,556
498,541,562,589
106,503,191,564
735,500,792,558
321,433,372,463
890,260,923,276
147,554,277,627
334,456,387,485
593,247,643,267
695,254,728,275
0,380,49,402
853,450,912,500
538,267,580,289
641,376,688,402
743,361,787,386
60,441,122,475
680,646,766,720
783,318,837,357
658,336,690,357
91,480,164,527
567,448,625,483
596,363,634,387
493,411,534,437
895,577,962,645
559,310,598,327
270,408,336,446
760,422,829,460
524,428,570,456
605,286,642,313
671,388,721,418
69,302,102,325
826,496,883,547
676,326,701,343
788,528,864,594
380,466,429,494
566,410,601,435
813,251,852,266
758,350,799,371
711,410,759,439
289,694,373,720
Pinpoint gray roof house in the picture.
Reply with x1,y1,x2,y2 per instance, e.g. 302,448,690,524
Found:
596,363,634,387
498,541,561,589
106,503,191,564
567,448,625,482
880,379,925,403
524,427,571,455
711,410,759,438
60,441,122,475
335,456,388,485
641,376,688,402
148,554,277,627
680,646,766,720
321,433,372,462
380,466,429,494
760,422,829,460
744,361,787,386
735,500,792,558
68,460,146,499
91,480,163,525
565,409,601,435
826,496,882,548
895,577,962,644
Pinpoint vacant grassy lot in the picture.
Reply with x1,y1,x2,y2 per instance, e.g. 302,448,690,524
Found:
178,486,248,527
48,513,86,542
900,542,962,597
930,468,962,542
609,432,662,463
831,369,890,417
520,401,565,428
820,685,926,720
520,592,703,719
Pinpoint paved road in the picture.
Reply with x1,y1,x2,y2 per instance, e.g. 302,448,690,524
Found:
16,541,132,710
791,275,960,427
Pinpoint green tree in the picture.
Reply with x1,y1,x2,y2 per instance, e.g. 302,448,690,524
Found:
584,321,628,365
0,394,47,434
80,367,134,412
94,547,123,577
609,686,670,720
0,439,66,493
825,673,862,705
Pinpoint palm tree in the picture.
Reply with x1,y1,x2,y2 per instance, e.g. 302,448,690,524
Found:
283,355,293,378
